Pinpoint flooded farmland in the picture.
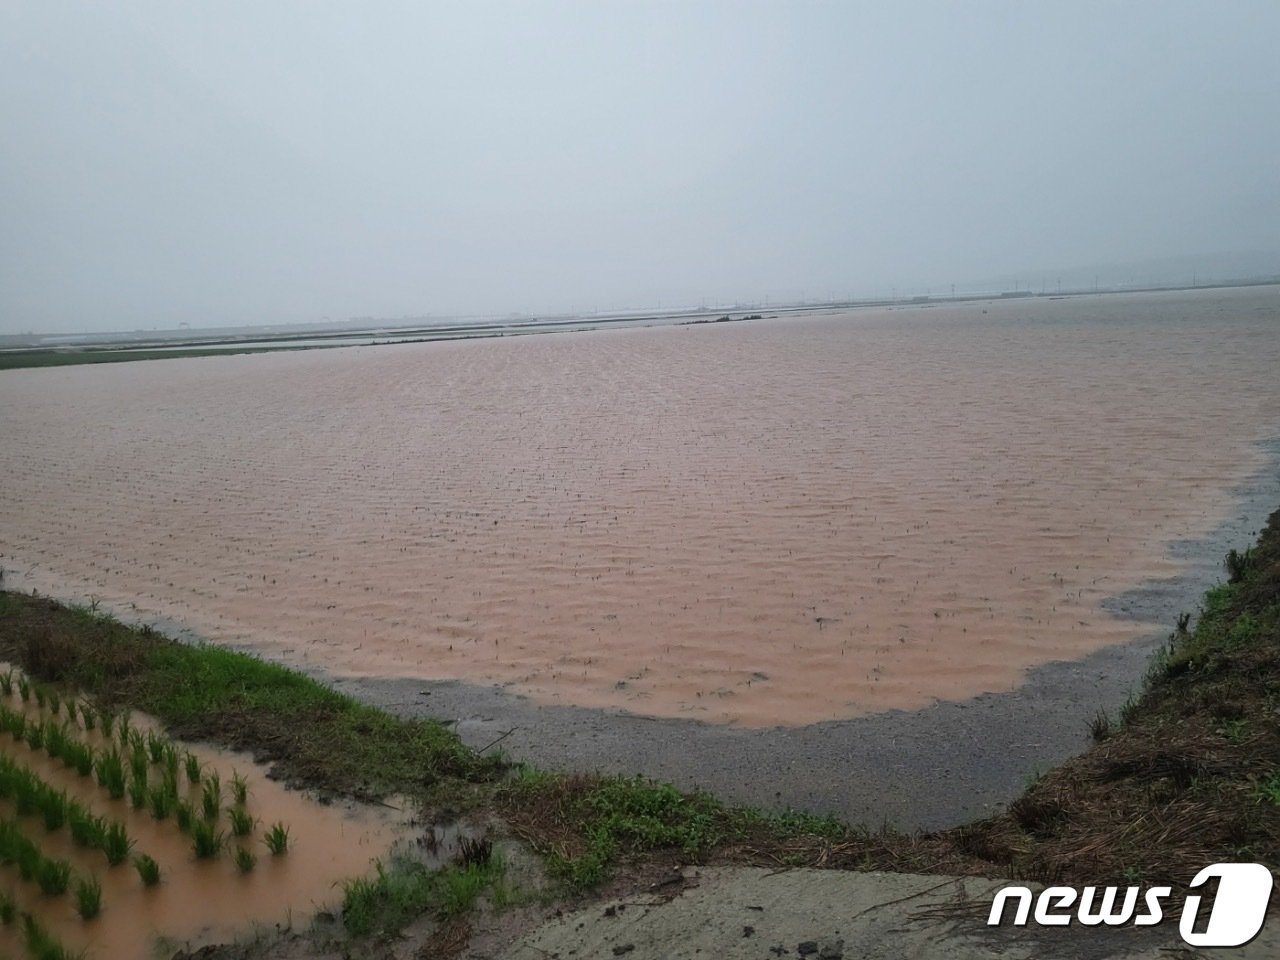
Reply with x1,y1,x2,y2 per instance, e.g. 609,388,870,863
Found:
2,287,1279,727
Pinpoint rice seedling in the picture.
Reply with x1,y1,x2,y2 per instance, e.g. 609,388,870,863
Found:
191,818,224,859
14,773,39,816
43,722,67,761
129,746,149,785
80,705,96,731
148,783,173,820
228,805,255,837
68,807,102,848
16,841,40,881
125,727,144,758
18,676,30,701
128,776,147,810
184,751,202,784
40,788,68,831
175,799,195,834
263,821,290,855
134,852,161,886
0,889,14,923
25,719,45,751
34,686,46,709
95,748,126,799
114,712,132,745
163,743,179,780
98,709,114,739
67,741,94,777
64,699,77,724
0,669,13,696
230,770,249,806
22,914,78,960
146,729,166,764
73,874,102,919
0,818,33,870
36,856,72,895
202,772,221,820
234,845,257,873
102,821,132,865
47,690,61,715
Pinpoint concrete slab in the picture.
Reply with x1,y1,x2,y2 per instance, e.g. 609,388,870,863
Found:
498,867,1279,960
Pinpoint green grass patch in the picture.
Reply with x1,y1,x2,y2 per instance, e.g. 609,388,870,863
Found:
342,857,503,937
0,592,502,801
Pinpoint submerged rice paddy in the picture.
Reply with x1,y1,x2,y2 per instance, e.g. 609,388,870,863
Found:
0,664,401,959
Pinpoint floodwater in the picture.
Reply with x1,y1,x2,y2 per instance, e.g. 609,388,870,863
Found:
0,669,407,958
2,287,1279,726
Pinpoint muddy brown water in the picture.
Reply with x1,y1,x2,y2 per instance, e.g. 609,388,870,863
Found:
0,673,408,958
2,287,1279,727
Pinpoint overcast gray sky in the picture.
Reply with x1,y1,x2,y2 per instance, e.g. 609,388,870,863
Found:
2,2,1278,333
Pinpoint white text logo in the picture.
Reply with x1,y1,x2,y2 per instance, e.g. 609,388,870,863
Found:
987,862,1273,947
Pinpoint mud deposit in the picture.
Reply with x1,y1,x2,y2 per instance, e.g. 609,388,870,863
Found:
2,288,1280,727
0,671,404,958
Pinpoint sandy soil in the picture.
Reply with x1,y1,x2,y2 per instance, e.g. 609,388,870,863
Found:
2,288,1280,729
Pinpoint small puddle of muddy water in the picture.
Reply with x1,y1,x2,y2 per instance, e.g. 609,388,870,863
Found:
0,665,423,959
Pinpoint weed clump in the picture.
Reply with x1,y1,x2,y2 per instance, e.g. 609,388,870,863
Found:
342,857,502,936
1088,709,1113,742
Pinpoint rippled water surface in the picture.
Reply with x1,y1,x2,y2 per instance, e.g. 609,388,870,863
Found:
3,287,1278,725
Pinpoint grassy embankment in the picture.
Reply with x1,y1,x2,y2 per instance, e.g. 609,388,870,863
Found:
1,508,1278,946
